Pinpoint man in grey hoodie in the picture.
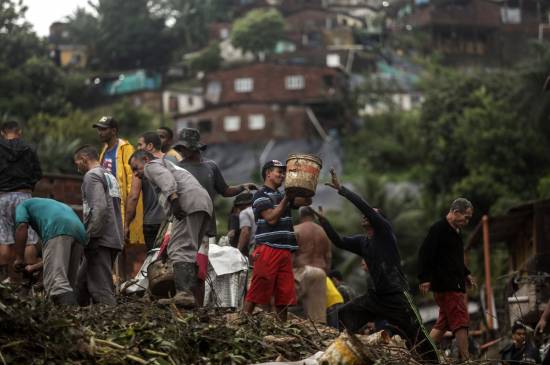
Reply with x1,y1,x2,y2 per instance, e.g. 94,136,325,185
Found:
73,145,123,305
129,150,212,308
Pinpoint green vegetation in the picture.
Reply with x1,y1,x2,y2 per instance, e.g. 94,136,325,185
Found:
340,49,550,295
64,0,234,71
231,8,285,59
189,42,222,73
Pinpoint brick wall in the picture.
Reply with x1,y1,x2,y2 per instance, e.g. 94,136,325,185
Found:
204,63,346,105
175,103,314,144
33,173,83,207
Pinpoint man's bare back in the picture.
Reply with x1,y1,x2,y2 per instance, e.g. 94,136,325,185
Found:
294,221,331,273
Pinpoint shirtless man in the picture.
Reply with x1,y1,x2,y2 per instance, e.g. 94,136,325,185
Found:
293,206,332,323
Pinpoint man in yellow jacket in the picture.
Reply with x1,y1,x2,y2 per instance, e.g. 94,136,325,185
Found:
93,116,144,251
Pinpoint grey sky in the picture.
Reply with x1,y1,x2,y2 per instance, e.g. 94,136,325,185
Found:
23,0,93,36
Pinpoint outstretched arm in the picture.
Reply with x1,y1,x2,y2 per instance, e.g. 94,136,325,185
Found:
325,168,390,232
208,161,258,197
223,183,258,197
315,210,364,257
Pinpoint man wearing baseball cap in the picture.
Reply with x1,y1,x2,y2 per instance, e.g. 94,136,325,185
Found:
243,159,310,321
93,116,144,278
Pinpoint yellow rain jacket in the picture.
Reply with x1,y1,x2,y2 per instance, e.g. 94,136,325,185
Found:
99,138,144,245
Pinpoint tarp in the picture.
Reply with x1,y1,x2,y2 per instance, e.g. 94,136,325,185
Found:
208,243,248,276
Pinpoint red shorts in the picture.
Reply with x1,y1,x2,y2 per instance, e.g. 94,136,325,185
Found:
433,291,469,332
245,244,296,307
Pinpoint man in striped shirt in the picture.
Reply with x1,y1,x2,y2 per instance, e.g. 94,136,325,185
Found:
243,160,310,321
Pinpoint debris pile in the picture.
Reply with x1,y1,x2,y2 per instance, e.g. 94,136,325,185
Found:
1,283,489,365
319,331,420,365
0,284,337,364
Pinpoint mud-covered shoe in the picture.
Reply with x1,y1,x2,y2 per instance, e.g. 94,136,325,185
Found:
51,291,78,306
157,290,196,308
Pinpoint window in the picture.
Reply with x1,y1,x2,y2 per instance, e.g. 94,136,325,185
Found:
327,53,341,67
188,96,194,106
168,95,178,112
285,75,305,90
206,81,222,103
224,116,241,131
248,114,266,130
198,119,212,134
234,78,253,92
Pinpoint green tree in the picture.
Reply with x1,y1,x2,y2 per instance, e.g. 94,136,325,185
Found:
189,42,222,72
0,56,84,120
231,8,285,59
90,0,176,70
417,65,550,215
64,7,100,67
153,0,209,54
64,7,100,47
0,0,46,68
0,0,80,120
347,110,423,176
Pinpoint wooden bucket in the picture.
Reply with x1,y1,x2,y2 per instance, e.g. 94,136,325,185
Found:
147,259,175,298
285,154,322,198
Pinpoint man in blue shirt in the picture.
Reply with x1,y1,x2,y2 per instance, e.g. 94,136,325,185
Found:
14,198,87,305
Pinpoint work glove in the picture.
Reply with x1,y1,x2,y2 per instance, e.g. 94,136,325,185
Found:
171,198,187,220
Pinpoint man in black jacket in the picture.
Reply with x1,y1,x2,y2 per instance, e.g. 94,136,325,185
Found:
318,169,439,363
0,121,42,282
418,198,476,361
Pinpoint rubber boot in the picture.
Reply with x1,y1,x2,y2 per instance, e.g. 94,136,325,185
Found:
0,265,9,283
158,262,196,308
51,291,78,306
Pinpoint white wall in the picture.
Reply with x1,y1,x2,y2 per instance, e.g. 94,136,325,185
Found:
162,91,204,115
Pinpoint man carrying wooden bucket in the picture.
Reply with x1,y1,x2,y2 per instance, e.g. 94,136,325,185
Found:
243,160,311,321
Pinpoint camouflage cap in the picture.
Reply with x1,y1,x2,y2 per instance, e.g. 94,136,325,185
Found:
172,127,206,151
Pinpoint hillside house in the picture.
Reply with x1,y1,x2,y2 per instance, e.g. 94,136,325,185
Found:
173,63,349,143
396,0,543,66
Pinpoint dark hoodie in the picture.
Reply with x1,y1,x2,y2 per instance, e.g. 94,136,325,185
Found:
0,138,42,192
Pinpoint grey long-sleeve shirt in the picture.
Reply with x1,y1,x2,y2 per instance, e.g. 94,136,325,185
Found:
82,166,123,250
144,158,213,219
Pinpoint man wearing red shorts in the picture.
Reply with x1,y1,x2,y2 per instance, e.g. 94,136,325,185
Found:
243,160,309,321
418,198,477,361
